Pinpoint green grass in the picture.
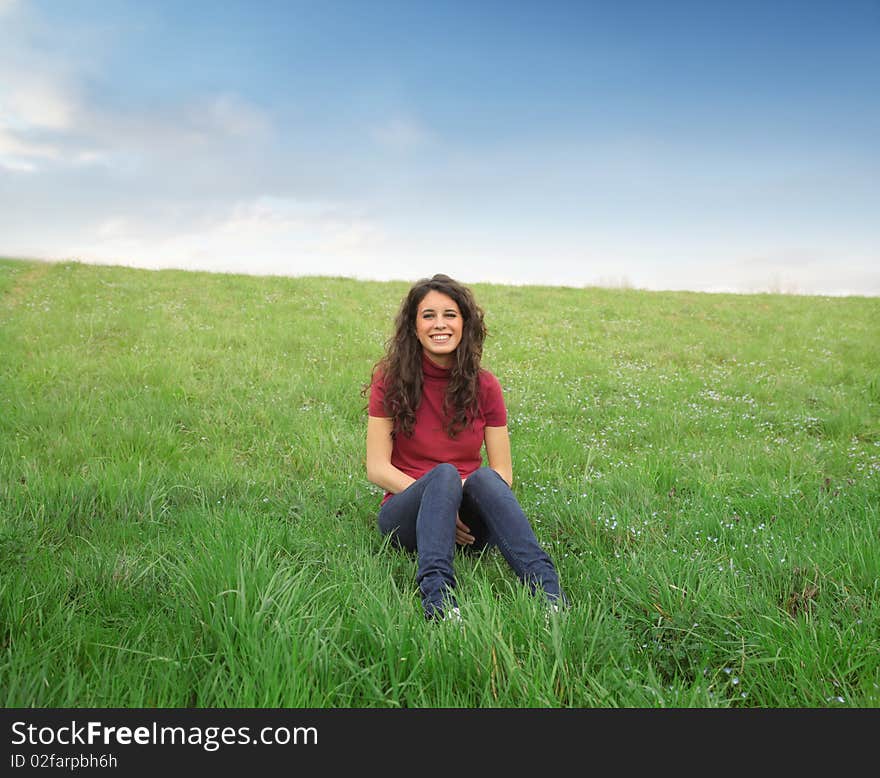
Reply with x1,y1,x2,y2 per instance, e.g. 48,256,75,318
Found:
1,256,878,707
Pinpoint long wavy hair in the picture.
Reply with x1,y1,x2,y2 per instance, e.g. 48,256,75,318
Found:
366,274,487,438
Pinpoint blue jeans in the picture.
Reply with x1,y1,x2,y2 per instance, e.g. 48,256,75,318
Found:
377,463,565,618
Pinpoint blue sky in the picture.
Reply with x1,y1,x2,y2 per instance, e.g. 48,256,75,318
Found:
1,0,878,294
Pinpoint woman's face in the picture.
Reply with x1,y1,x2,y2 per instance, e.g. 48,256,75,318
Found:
415,290,463,366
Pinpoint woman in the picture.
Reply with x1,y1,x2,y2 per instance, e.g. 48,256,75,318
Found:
365,274,567,621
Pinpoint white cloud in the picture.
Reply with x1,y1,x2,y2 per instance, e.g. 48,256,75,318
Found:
50,197,387,278
0,2,274,174
72,149,111,166
0,75,275,175
195,94,273,139
371,117,431,151
0,127,58,159
4,76,78,130
0,157,36,172
0,127,61,171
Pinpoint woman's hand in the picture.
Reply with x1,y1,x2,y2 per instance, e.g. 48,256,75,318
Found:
455,514,475,545
456,478,474,544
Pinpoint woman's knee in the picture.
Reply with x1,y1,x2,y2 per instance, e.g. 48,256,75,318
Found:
428,462,462,488
464,466,507,494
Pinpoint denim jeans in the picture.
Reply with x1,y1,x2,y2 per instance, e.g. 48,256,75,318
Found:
377,463,565,618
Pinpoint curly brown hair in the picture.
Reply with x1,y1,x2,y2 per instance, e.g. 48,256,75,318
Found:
366,274,487,438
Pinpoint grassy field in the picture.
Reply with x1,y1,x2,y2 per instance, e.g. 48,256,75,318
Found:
1,257,878,708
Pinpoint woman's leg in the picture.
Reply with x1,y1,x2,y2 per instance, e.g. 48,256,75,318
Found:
377,463,462,618
460,467,566,604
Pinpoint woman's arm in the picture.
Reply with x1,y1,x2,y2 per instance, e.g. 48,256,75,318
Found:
484,425,513,487
366,415,416,494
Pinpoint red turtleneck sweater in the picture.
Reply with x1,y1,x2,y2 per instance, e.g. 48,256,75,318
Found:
369,352,507,504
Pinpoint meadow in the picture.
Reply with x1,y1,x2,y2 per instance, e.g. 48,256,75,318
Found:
1,257,878,707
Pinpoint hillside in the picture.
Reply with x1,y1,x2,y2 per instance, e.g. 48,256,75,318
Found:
1,257,878,707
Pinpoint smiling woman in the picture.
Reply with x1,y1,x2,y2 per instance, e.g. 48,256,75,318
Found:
363,274,568,621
